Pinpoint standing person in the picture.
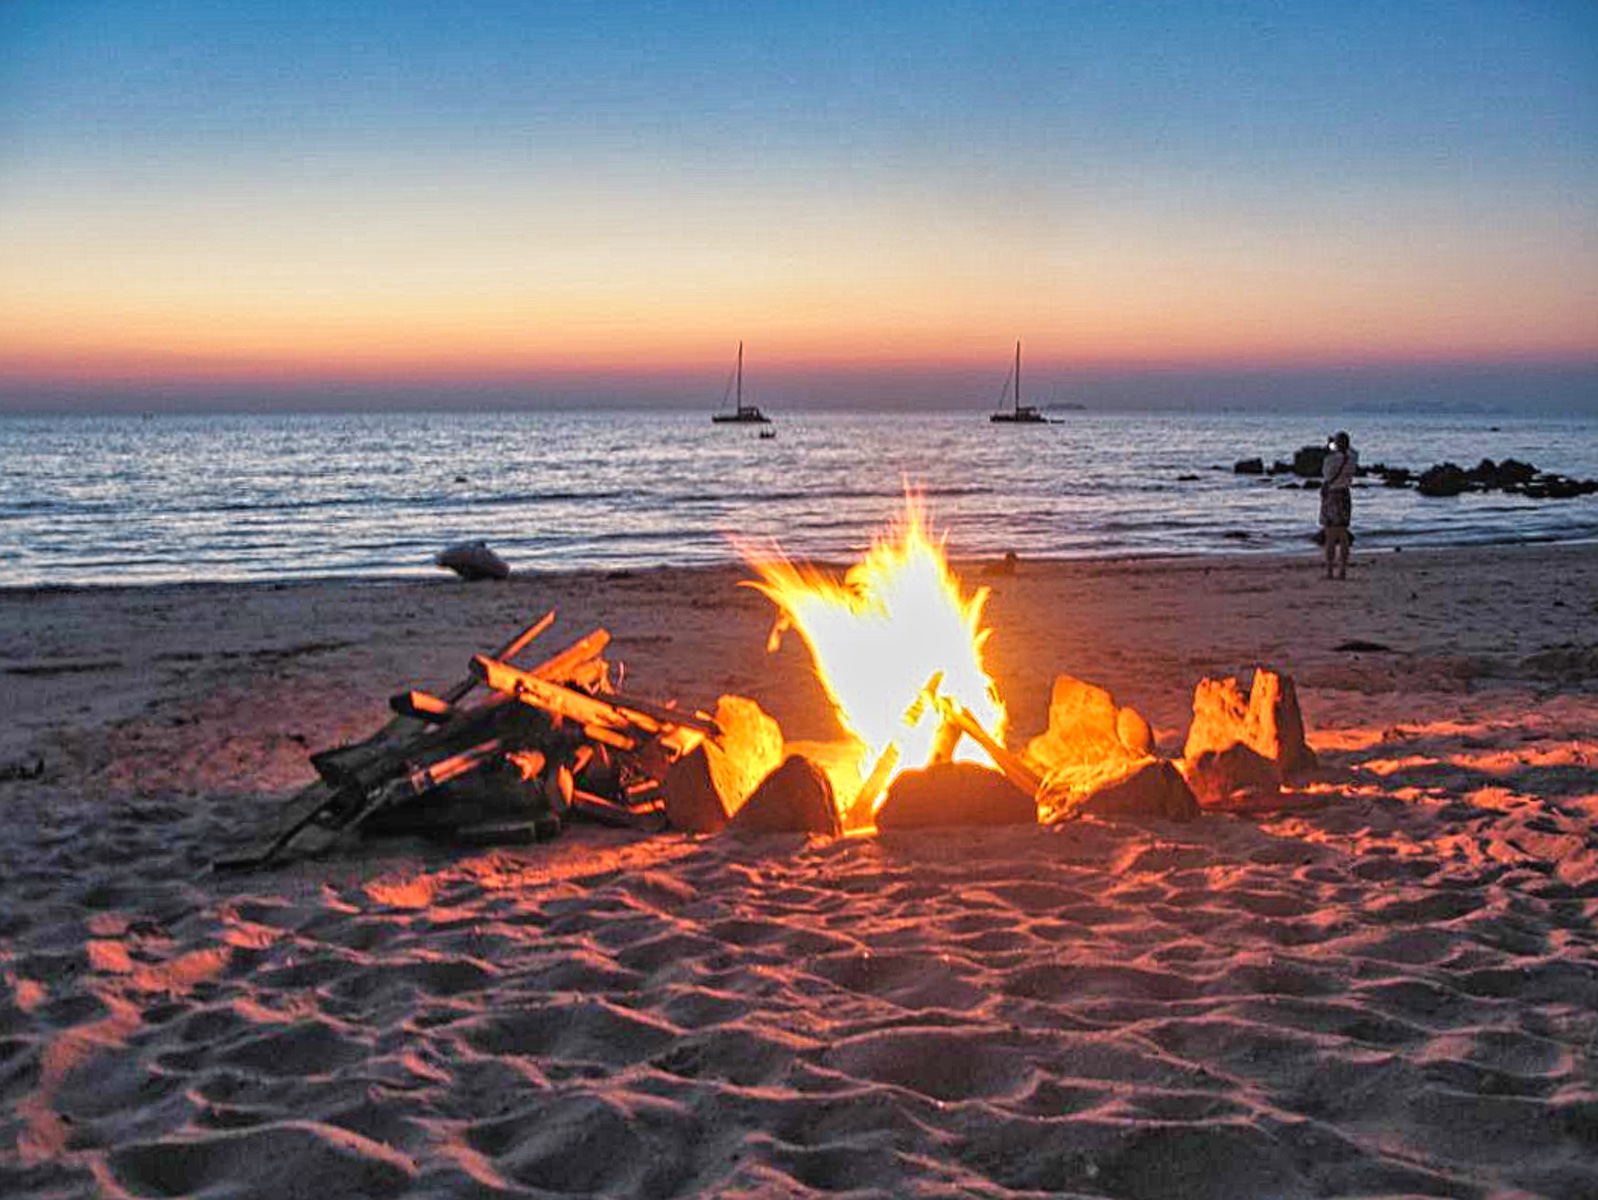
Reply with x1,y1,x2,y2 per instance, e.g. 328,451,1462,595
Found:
1320,430,1357,579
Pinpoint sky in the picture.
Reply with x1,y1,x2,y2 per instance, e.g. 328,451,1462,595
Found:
1,0,1595,412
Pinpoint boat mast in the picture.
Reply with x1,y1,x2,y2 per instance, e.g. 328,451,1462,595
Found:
737,341,744,413
1015,340,1021,413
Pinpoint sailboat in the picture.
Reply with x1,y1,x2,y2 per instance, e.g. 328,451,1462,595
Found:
711,341,771,424
990,340,1049,424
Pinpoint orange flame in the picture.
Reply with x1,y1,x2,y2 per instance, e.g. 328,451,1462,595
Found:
743,494,1006,822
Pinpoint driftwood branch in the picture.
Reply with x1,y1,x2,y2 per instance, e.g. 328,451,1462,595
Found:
389,690,458,724
471,654,720,738
311,610,559,790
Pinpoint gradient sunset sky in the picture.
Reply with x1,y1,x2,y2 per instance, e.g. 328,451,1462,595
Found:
2,1,1595,411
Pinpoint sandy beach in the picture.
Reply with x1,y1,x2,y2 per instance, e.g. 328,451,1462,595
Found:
3,542,1597,1199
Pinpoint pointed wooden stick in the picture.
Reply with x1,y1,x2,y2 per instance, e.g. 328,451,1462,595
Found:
936,698,1042,798
846,742,900,829
443,610,556,703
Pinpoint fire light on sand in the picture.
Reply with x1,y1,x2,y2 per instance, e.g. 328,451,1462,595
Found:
742,493,1008,826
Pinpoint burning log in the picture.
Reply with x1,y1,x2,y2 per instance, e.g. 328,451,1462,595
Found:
845,742,901,829
933,697,1043,800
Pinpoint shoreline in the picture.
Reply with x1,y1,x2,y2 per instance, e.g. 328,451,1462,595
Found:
2,539,1595,1197
4,533,1597,594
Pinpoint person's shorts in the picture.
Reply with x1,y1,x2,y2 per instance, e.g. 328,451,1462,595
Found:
1320,488,1352,528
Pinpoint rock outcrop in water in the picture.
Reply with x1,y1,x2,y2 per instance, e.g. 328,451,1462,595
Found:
1227,447,1598,501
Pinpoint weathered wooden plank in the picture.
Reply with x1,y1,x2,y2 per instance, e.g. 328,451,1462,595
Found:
472,653,719,737
472,654,642,728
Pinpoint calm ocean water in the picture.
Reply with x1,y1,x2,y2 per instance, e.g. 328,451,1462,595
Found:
2,409,1596,588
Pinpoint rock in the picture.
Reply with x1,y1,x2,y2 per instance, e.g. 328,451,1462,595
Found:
1416,463,1470,497
1489,458,1538,487
1250,669,1316,776
661,695,785,834
725,754,840,837
1526,474,1598,499
1032,686,1177,824
1116,707,1155,757
1064,759,1199,823
1462,457,1544,491
1182,743,1282,808
1023,675,1157,778
1040,755,1198,823
875,762,1037,829
1292,445,1329,479
435,540,511,581
660,748,731,834
1233,457,1264,475
1180,668,1316,807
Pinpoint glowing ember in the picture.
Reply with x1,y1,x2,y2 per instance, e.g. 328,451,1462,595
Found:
743,494,1007,824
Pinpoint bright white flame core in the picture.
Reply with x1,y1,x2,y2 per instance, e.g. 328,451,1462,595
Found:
744,496,1006,792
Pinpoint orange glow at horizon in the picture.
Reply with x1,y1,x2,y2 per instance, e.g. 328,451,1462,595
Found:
4,161,1596,389
5,307,1596,388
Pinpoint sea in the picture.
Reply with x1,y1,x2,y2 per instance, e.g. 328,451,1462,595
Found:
2,409,1596,589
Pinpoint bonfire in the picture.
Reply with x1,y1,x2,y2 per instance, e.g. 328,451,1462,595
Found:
235,493,1317,867
742,494,1025,827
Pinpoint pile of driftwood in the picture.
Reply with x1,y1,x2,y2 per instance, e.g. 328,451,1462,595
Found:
220,612,719,869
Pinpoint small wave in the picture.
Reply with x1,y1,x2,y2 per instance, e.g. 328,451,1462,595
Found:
4,409,1596,587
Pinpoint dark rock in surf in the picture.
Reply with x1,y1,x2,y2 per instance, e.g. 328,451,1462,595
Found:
1417,463,1470,497
1292,445,1329,479
435,540,511,581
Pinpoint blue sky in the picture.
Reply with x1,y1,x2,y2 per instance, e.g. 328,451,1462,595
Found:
1,1,1595,410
